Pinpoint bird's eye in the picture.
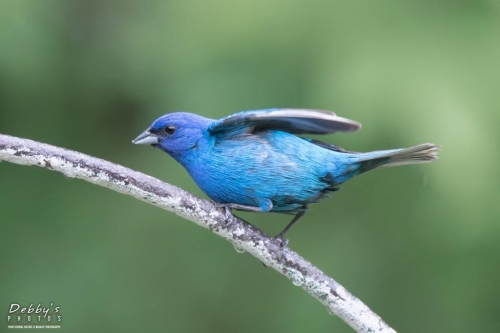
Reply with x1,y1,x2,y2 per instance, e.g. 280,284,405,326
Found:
164,126,176,135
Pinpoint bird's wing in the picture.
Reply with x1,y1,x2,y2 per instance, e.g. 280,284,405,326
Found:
208,109,361,135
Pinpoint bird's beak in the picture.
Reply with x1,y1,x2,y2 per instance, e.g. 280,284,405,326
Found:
132,129,159,145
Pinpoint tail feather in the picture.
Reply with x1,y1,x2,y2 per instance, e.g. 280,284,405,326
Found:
357,143,439,174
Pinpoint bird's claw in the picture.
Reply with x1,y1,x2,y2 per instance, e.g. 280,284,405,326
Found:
213,202,234,227
222,205,235,227
274,235,289,248
223,216,234,227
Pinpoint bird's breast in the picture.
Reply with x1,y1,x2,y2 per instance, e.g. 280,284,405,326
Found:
181,133,333,211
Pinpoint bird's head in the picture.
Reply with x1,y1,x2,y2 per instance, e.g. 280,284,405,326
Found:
132,112,212,158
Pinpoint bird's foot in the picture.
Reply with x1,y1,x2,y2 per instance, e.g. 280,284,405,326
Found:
271,210,306,248
213,202,235,227
222,205,234,227
274,234,289,248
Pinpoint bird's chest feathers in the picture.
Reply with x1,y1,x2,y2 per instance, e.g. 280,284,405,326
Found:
181,133,314,205
192,136,270,182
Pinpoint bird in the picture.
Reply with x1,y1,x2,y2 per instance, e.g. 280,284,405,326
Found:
133,109,439,245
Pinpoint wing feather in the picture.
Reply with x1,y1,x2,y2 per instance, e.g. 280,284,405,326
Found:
208,109,361,135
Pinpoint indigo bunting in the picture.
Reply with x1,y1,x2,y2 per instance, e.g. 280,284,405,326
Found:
133,109,438,245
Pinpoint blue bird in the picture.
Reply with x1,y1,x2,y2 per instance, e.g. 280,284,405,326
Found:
133,109,438,245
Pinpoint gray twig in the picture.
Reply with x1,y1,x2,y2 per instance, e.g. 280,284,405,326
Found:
0,133,396,333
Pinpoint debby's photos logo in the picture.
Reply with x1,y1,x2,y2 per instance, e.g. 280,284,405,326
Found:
6,303,62,329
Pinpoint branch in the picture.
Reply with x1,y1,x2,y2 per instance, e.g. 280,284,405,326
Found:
0,133,396,333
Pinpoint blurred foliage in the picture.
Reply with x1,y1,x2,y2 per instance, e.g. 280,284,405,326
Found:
1,0,500,332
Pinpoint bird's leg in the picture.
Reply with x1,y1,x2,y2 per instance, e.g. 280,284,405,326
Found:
213,202,262,227
222,203,264,212
275,210,306,247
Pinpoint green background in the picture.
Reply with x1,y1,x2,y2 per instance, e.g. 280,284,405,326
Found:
1,1,499,332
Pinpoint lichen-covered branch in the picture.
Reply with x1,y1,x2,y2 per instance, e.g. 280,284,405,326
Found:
0,133,396,333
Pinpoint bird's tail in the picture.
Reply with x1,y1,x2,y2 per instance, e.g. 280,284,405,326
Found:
356,143,440,175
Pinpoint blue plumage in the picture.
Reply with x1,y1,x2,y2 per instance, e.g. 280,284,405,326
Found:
133,109,439,243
